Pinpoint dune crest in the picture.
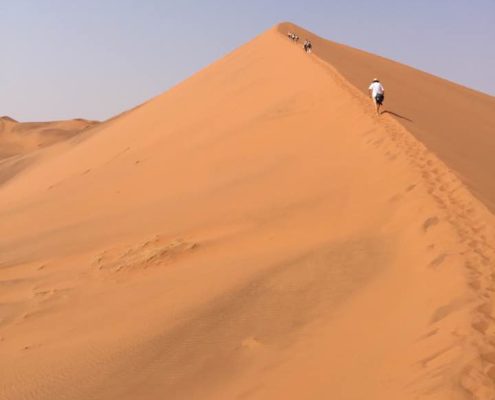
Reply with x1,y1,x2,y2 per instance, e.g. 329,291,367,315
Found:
0,24,494,399
279,22,495,213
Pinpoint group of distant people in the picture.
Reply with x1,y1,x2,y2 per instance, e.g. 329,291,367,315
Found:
287,31,312,54
287,31,386,115
287,31,299,42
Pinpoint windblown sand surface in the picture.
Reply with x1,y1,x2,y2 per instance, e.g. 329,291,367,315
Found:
1,24,495,399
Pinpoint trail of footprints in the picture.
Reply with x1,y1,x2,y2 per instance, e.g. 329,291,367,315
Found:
371,106,495,396
309,51,495,398
384,125,495,397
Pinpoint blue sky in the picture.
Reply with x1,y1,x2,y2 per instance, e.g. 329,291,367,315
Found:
2,0,494,121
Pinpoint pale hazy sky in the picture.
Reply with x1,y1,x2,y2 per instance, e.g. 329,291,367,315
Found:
2,0,494,121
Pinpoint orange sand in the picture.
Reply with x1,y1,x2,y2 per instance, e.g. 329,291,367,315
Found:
1,24,495,399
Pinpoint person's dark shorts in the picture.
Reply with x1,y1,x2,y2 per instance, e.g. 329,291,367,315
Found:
375,93,384,105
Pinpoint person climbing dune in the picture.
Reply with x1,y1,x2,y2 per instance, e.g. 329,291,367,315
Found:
303,39,312,53
307,40,312,53
368,78,385,115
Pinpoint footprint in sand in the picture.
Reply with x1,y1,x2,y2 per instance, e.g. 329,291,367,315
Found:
472,318,490,334
429,253,447,268
423,216,440,232
477,302,493,317
469,280,482,290
430,298,466,323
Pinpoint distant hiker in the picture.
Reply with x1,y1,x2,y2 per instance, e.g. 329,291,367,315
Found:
368,78,385,115
306,40,312,53
303,40,312,52
288,31,293,39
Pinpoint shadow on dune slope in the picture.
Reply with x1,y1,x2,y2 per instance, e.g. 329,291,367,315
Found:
279,22,495,214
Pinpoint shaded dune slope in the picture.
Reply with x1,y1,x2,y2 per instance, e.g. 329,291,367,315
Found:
1,25,495,400
280,22,495,213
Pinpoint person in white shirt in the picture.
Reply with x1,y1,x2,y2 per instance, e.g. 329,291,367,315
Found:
368,78,385,115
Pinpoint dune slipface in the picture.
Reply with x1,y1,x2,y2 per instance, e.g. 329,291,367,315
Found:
280,23,495,214
1,24,495,400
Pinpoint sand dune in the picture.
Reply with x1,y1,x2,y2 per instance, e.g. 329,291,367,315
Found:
0,117,99,186
1,24,495,399
0,116,98,159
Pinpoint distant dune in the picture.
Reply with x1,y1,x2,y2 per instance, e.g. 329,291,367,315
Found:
0,23,494,400
0,117,99,186
0,117,98,159
1,116,18,123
